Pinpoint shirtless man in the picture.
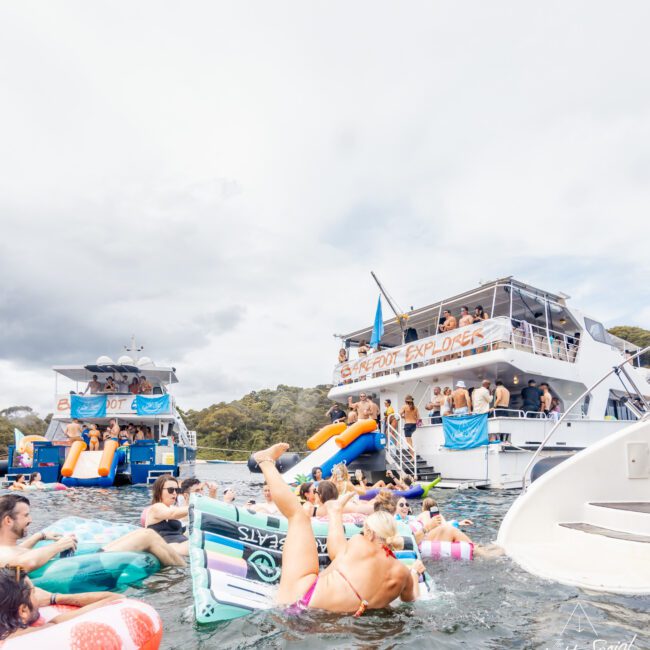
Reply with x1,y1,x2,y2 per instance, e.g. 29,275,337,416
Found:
252,443,425,614
107,419,120,440
0,494,185,573
451,381,472,415
425,386,445,424
83,375,102,395
438,309,457,333
348,394,375,421
252,484,279,515
540,383,553,416
492,381,510,417
458,306,474,328
63,418,83,443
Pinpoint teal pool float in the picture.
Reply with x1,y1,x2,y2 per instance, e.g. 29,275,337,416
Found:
29,516,160,593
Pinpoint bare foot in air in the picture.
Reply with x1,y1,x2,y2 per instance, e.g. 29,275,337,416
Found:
253,443,290,466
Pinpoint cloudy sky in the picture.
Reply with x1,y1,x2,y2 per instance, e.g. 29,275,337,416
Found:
1,1,649,416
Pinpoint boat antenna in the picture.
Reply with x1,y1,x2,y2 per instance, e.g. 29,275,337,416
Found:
370,271,409,343
125,335,144,357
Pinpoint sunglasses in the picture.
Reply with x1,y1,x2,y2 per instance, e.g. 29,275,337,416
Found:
398,502,408,507
164,487,182,495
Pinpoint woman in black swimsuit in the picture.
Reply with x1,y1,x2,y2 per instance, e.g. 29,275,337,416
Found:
144,474,189,555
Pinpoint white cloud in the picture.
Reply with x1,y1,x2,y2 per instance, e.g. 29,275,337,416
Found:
0,1,649,412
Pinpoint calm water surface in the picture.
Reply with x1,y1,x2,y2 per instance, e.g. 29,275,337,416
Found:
27,465,650,649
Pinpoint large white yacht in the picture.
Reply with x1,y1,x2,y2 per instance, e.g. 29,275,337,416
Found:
328,277,650,489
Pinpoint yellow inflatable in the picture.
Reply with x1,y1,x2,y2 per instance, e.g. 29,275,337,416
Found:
17,435,47,457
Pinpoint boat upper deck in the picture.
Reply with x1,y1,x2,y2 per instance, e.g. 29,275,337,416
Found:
333,277,641,387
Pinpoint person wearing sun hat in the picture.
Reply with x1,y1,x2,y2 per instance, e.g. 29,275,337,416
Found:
451,380,472,415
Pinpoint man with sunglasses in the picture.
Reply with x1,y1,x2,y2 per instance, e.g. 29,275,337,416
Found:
0,494,186,573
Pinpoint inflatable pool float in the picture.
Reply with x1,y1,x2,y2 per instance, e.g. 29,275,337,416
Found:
359,477,441,501
29,517,160,593
1,598,162,649
419,540,474,560
189,494,434,623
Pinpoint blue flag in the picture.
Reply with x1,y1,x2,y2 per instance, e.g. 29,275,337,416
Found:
370,295,384,348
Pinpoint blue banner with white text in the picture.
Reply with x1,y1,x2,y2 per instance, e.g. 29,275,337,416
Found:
71,395,107,419
135,394,171,416
443,413,489,449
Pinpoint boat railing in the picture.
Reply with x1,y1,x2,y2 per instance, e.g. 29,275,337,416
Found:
333,316,581,385
521,346,650,491
385,421,417,477
421,409,587,426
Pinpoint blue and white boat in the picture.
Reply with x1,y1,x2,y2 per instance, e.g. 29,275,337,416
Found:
6,341,197,486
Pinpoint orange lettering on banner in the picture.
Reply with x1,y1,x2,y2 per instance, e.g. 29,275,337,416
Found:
442,336,453,351
341,365,351,379
57,398,70,412
471,329,485,342
405,344,417,364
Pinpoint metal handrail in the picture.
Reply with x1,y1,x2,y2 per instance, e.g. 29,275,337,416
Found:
385,420,417,476
520,346,650,491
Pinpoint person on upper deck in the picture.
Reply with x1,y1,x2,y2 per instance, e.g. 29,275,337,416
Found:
458,306,474,328
129,377,140,394
451,381,472,415
438,310,457,333
521,380,543,417
139,376,153,394
357,340,369,358
83,375,103,395
338,348,348,364
103,377,117,393
116,374,129,393
473,305,489,321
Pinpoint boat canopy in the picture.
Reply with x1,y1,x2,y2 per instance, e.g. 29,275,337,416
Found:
52,364,179,384
338,277,583,348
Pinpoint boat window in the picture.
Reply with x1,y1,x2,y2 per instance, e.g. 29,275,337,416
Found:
584,317,608,344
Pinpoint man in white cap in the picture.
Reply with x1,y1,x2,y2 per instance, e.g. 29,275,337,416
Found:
451,381,472,415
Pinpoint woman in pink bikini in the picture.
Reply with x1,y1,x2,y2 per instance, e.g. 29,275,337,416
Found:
253,443,426,615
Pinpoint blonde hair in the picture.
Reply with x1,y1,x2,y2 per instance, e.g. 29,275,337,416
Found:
364,511,404,551
331,463,349,481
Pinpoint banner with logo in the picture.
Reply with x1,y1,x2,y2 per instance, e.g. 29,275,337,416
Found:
135,394,171,416
334,318,512,383
442,413,489,449
71,395,107,419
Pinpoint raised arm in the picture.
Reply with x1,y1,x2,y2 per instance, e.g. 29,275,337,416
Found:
325,493,354,560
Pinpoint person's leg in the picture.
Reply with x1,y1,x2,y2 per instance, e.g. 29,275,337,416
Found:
169,540,189,556
425,523,472,544
104,528,185,567
253,443,320,604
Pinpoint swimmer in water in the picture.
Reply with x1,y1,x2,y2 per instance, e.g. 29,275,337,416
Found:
253,443,426,615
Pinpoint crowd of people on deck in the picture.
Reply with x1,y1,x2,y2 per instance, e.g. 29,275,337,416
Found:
324,378,560,444
337,305,491,364
83,374,156,395
63,418,155,448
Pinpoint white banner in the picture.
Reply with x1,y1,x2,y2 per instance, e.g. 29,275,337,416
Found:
55,394,138,418
334,318,512,383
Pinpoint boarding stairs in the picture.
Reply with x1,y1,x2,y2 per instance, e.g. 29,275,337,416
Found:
385,423,439,481
146,468,172,485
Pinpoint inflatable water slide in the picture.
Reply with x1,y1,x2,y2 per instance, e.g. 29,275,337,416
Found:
61,440,125,487
281,419,383,484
